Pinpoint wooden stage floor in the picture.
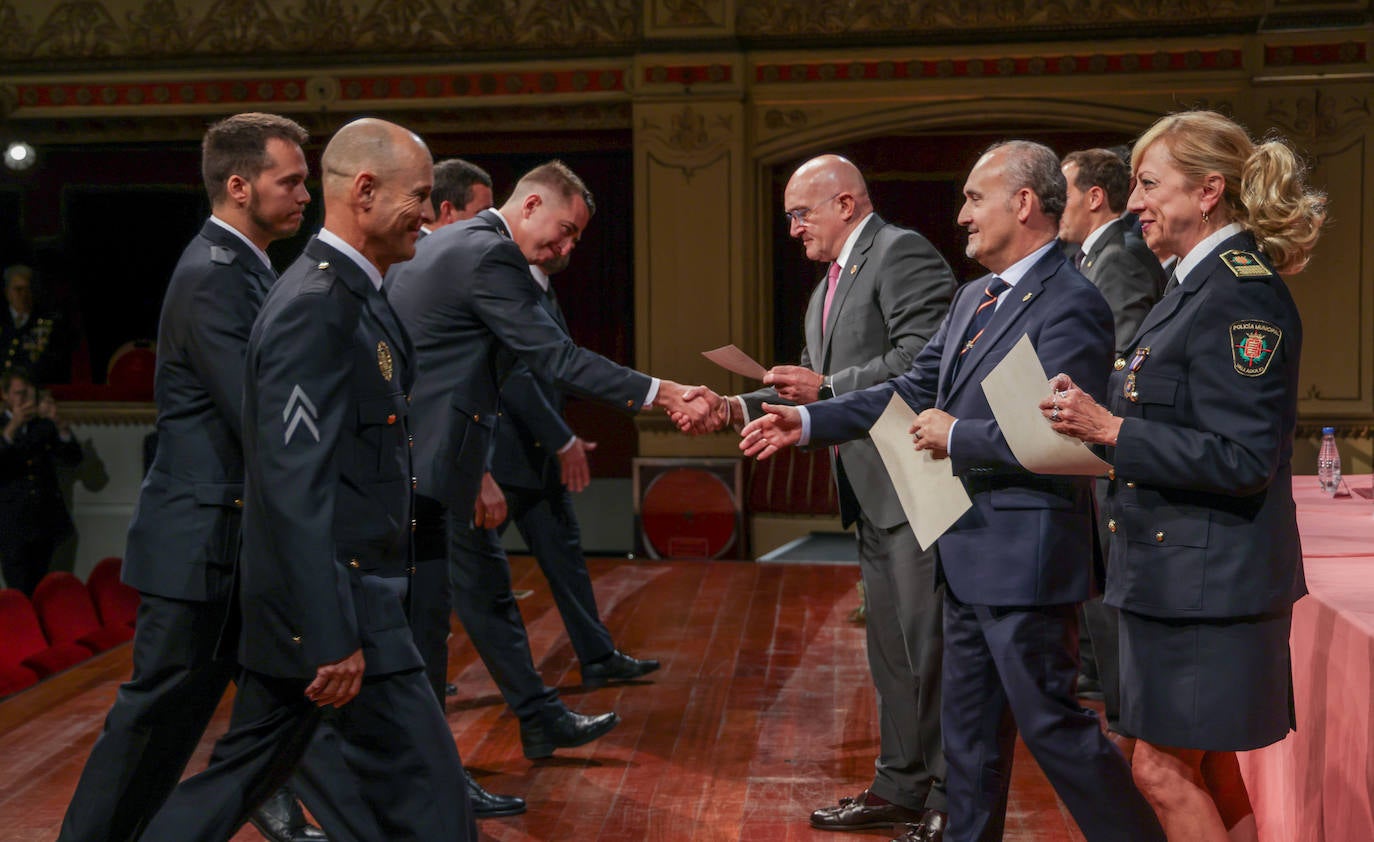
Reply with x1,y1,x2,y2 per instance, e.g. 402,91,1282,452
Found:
0,557,1086,841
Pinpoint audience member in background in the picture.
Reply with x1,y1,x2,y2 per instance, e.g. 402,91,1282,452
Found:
2,265,70,385
0,368,81,595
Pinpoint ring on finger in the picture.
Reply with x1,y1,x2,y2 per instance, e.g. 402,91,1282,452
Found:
1051,407,1061,421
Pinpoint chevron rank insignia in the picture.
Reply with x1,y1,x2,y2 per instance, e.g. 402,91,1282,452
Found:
283,385,320,444
1220,249,1272,278
377,341,393,382
1230,320,1281,376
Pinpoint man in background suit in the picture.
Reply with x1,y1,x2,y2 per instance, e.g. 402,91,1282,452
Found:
703,154,955,835
1058,147,1166,750
0,368,81,595
445,248,660,738
56,113,324,842
740,141,1164,842
388,160,713,760
139,117,474,842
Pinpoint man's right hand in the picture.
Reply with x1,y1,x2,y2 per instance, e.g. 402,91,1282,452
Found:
558,436,598,493
305,648,365,708
739,403,803,460
3,398,35,441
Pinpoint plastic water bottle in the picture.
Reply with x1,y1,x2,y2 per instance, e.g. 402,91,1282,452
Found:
1318,427,1341,495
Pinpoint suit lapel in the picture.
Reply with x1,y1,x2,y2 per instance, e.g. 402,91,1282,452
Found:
819,215,883,369
946,250,1056,398
1080,218,1119,276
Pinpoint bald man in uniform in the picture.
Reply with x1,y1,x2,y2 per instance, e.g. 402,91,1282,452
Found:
138,118,474,842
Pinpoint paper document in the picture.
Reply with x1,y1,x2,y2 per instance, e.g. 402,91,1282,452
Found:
868,392,972,550
702,344,768,380
980,334,1112,476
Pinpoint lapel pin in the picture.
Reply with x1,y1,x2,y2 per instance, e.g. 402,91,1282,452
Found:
850,265,858,274
317,261,330,270
1021,292,1033,302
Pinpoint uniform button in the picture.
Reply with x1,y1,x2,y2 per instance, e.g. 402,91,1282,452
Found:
1106,467,1115,481
233,497,244,508
407,565,417,575
1114,358,1126,371
411,518,417,531
534,441,542,448
405,394,411,405
411,477,417,489
1125,481,1136,488
349,558,360,568
1107,519,1117,533
1155,531,1165,543
291,634,303,644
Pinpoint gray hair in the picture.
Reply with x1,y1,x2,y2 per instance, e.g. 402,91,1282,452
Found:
984,140,1066,221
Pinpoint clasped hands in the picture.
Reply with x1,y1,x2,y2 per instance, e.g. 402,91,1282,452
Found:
1037,373,1122,446
662,365,828,435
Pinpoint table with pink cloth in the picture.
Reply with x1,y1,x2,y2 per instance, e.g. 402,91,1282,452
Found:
1237,476,1374,842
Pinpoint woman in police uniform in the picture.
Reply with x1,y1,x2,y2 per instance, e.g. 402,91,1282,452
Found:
1041,110,1325,840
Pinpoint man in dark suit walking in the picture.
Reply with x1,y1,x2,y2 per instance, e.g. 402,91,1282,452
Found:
740,141,1164,842
138,117,474,842
0,368,81,595
701,154,955,834
56,112,324,842
388,160,712,760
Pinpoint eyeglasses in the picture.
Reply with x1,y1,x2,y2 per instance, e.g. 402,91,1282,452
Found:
782,192,842,227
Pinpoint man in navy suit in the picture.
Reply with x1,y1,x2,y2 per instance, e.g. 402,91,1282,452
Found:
740,141,1163,842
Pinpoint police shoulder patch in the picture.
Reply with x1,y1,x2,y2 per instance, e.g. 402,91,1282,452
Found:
1219,249,1272,279
209,245,236,266
1229,319,1282,376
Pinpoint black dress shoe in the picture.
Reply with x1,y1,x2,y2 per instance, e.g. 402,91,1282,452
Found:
581,650,660,688
249,787,328,842
445,682,458,697
810,790,925,830
519,709,619,760
464,769,526,817
893,810,947,842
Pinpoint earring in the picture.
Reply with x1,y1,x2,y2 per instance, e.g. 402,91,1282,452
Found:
1201,209,1210,223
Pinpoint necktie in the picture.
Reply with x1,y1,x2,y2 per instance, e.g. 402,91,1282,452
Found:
820,261,842,334
1073,249,1086,271
960,277,1010,357
1161,267,1179,296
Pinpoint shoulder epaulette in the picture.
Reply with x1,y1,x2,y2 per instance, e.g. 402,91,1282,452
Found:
1219,249,1273,279
209,245,236,266
298,260,336,295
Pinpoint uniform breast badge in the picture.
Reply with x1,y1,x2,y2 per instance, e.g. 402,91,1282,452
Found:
1230,320,1281,376
1123,346,1149,402
377,341,394,382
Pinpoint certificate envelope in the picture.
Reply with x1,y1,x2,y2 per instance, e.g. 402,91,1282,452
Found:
980,334,1112,476
702,344,768,380
868,392,972,550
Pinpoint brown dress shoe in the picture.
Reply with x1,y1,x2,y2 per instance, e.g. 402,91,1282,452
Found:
810,790,925,830
893,810,947,841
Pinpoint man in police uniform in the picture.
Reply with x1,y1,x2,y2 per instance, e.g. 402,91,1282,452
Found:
56,112,325,842
0,368,81,595
138,118,474,842
2,265,69,385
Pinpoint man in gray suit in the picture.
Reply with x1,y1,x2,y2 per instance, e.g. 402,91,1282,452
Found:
56,112,325,842
704,155,955,834
1060,148,1165,356
388,160,712,760
1058,147,1167,751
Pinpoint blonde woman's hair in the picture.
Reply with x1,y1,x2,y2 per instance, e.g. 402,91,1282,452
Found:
1131,110,1326,274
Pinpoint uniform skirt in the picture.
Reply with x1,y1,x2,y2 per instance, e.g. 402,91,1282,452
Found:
1118,608,1295,751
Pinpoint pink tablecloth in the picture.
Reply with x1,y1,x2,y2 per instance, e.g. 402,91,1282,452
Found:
1237,477,1374,842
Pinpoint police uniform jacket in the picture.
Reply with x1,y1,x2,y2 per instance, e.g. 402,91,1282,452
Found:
0,414,81,538
387,209,649,519
123,219,276,601
1104,229,1305,619
239,236,421,680
807,246,1114,606
2,308,67,386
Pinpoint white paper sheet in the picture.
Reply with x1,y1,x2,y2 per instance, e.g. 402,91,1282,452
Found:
868,392,973,550
980,334,1112,476
702,344,768,380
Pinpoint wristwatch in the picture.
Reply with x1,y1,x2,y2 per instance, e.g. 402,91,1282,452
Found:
818,376,835,400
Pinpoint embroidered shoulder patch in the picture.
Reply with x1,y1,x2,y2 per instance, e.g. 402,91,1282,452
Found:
1230,320,1282,376
1220,249,1273,278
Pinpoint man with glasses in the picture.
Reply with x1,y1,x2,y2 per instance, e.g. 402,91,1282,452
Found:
698,154,956,837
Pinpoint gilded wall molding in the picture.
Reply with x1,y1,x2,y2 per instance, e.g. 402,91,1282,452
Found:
1265,90,1371,143
639,103,734,179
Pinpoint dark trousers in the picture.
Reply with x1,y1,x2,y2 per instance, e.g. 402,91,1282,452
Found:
856,517,946,812
940,595,1163,842
1083,479,1124,731
0,527,57,595
58,593,237,842
137,667,474,842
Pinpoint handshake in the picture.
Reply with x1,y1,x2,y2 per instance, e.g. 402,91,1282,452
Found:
656,364,827,437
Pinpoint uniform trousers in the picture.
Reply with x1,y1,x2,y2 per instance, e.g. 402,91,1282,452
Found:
137,666,473,842
0,528,58,596
940,594,1164,842
856,517,946,812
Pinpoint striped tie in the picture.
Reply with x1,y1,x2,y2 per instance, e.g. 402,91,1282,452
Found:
961,277,1010,357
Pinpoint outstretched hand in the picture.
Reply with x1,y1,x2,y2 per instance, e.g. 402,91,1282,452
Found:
739,403,803,460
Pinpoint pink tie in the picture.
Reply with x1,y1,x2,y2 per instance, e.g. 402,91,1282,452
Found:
821,261,842,333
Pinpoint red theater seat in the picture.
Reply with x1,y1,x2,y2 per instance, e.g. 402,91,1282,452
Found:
747,447,840,516
87,557,139,630
0,587,90,685
31,572,131,653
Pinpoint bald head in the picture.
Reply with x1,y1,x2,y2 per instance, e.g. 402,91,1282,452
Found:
320,118,434,273
783,154,873,263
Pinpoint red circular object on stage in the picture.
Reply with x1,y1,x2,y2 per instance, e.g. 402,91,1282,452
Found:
106,339,156,398
640,467,737,559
